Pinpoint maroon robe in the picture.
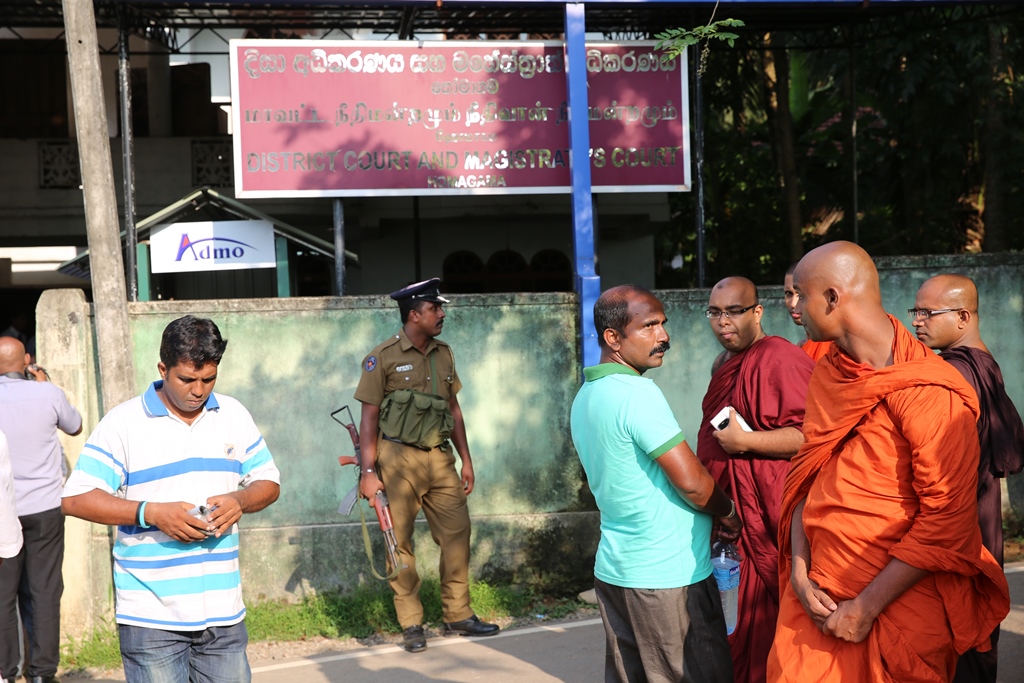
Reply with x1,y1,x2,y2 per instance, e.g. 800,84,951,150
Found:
698,335,815,683
943,346,1024,683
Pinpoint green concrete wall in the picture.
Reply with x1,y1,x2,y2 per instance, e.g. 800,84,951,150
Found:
44,252,1024,637
122,293,594,603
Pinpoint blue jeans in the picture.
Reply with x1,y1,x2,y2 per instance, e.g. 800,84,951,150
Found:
118,621,251,683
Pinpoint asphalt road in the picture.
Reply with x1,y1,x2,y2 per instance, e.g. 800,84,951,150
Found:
77,561,1024,683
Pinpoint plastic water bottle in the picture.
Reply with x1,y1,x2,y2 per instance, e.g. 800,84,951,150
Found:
711,540,741,635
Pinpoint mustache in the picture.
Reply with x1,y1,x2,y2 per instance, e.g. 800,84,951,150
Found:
650,341,671,356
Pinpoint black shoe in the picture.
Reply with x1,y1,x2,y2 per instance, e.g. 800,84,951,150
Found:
402,624,427,653
29,677,61,683
443,614,500,637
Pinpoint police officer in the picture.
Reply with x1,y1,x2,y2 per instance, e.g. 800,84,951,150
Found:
355,278,499,653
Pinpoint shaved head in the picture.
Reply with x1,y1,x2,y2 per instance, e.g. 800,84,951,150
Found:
791,242,893,364
794,241,882,308
917,274,978,313
712,276,759,303
707,276,764,355
0,336,29,374
912,274,985,353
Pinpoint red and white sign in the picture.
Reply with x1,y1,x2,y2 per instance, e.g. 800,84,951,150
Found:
230,40,690,197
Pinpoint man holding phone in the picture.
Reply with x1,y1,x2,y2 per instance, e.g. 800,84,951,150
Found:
61,316,280,683
698,277,815,683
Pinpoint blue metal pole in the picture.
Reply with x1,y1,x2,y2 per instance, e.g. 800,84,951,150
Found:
564,2,601,370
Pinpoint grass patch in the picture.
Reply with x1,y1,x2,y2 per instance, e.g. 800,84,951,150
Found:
246,578,580,641
60,621,122,672
60,580,590,670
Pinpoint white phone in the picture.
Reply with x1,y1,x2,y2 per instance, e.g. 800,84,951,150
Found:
710,406,753,432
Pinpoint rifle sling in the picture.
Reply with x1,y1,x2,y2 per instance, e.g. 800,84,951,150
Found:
357,500,403,581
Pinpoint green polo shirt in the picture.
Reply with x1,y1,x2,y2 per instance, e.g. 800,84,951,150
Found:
570,363,713,589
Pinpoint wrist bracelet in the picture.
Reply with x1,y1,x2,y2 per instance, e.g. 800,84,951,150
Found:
137,501,150,528
363,467,376,474
724,500,736,520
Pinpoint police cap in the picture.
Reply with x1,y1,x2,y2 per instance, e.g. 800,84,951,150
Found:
389,277,450,304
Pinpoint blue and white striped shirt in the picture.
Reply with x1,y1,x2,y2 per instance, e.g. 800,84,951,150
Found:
63,381,280,630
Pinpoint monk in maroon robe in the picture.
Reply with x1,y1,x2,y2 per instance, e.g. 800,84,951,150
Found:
700,277,816,683
913,274,1024,683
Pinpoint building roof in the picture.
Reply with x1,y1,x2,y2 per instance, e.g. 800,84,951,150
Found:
3,2,1019,49
57,187,358,279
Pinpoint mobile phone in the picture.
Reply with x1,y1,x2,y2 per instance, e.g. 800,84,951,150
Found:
187,505,217,535
710,406,753,432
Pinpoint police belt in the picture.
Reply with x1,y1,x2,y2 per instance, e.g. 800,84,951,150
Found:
381,434,436,452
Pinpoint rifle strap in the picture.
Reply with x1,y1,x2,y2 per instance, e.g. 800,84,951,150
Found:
358,500,403,581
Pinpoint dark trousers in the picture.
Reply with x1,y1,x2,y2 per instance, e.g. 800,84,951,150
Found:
595,575,734,683
0,507,65,679
953,628,998,683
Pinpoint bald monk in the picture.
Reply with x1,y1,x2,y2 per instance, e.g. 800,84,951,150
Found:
912,274,1024,683
783,263,829,361
699,277,815,683
767,242,1010,683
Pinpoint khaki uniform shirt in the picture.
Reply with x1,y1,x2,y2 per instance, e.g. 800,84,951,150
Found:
355,328,462,407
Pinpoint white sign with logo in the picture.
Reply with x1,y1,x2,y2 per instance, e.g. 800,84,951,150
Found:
150,220,276,273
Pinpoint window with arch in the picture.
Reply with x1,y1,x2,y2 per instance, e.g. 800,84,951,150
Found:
442,250,485,293
529,249,572,292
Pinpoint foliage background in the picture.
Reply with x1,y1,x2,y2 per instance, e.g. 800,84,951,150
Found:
654,8,1024,288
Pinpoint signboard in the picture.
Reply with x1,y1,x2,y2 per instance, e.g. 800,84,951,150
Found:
150,220,277,273
230,40,690,197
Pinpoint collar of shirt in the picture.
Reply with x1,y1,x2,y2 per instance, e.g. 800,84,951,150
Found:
142,380,221,418
583,363,641,382
398,327,440,355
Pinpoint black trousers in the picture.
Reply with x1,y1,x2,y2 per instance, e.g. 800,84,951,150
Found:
0,507,65,679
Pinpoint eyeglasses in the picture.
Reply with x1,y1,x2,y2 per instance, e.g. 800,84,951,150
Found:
705,304,757,320
907,308,960,321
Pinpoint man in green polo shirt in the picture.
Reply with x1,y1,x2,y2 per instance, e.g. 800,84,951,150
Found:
571,285,742,683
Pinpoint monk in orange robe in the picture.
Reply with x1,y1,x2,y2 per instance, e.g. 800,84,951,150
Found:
767,242,1010,683
784,262,830,361
700,277,815,683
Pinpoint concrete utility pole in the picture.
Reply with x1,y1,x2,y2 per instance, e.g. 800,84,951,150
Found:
63,0,136,413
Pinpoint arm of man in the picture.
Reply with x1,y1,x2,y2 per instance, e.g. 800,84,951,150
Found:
62,489,211,542
790,498,837,626
655,441,741,540
358,402,386,503
713,412,803,459
449,394,474,495
55,387,83,437
206,480,280,537
822,559,926,642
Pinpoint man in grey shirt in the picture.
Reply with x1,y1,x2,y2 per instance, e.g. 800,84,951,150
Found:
0,337,82,683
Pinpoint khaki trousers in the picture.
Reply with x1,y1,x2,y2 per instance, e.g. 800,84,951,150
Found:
376,438,472,627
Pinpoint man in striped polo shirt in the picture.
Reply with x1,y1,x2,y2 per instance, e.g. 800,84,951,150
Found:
62,316,280,683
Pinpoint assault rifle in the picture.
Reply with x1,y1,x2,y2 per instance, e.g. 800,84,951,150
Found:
332,405,405,580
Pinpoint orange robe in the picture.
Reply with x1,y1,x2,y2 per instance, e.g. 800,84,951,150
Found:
800,339,831,362
767,317,1010,683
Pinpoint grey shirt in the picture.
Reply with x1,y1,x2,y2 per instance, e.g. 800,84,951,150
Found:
0,376,81,516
